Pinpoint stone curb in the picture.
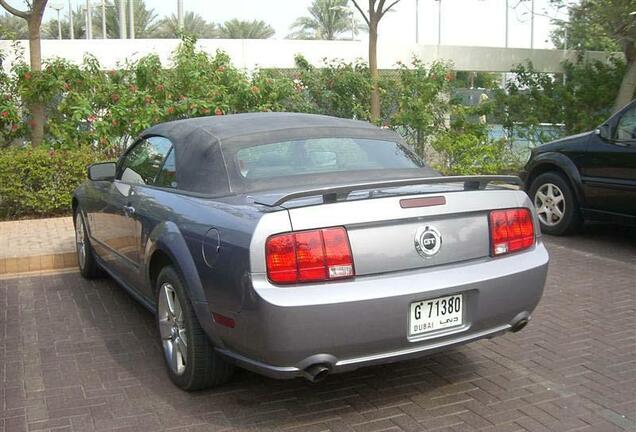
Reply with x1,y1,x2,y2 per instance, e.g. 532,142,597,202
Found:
0,251,77,276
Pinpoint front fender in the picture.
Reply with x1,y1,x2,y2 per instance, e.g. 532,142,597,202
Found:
526,152,586,207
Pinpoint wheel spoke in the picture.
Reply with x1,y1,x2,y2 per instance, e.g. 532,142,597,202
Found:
176,336,187,364
163,285,176,316
553,206,563,218
171,339,180,370
172,295,183,322
546,184,554,199
158,318,172,340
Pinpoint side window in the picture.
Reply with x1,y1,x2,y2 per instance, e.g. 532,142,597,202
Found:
118,136,172,184
154,148,177,189
615,105,636,141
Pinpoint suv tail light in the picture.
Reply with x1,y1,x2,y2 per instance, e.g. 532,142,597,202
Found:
489,208,535,256
266,227,354,284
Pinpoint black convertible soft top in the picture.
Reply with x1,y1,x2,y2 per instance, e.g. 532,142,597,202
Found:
139,113,418,195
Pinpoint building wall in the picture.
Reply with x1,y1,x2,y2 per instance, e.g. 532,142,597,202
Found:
0,38,618,72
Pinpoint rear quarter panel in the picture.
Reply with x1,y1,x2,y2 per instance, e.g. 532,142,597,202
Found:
132,187,264,313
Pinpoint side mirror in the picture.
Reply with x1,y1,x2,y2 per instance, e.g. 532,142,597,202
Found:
88,162,116,181
595,124,611,140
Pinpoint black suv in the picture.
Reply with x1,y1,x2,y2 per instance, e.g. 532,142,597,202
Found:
521,100,636,235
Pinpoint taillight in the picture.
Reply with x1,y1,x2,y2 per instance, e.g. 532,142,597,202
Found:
266,227,354,284
489,208,535,256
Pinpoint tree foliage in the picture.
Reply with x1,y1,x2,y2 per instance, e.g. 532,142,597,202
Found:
549,0,636,112
217,19,274,39
0,12,27,39
493,58,631,144
289,0,363,40
152,11,217,38
42,5,85,39
91,0,159,39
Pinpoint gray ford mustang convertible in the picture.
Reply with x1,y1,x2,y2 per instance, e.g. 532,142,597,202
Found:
73,113,549,390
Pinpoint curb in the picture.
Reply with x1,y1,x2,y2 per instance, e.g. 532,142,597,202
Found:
0,252,77,276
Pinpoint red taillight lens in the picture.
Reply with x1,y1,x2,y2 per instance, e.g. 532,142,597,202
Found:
266,227,354,284
489,208,535,256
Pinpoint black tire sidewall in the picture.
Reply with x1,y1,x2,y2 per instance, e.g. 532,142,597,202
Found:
75,210,100,278
529,172,580,235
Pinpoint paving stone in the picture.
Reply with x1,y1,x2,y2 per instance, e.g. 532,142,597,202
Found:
0,233,634,431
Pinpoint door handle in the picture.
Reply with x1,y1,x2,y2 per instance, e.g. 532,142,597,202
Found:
123,205,135,217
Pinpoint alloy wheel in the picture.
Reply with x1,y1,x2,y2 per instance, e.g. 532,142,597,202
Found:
534,183,566,227
158,282,188,375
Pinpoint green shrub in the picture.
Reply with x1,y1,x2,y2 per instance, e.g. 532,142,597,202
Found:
0,147,101,219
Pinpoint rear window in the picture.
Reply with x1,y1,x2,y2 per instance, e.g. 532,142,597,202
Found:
235,138,424,180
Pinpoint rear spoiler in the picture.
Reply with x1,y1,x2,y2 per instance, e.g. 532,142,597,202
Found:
254,175,522,207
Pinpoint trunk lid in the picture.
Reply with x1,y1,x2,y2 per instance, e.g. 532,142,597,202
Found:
281,186,525,275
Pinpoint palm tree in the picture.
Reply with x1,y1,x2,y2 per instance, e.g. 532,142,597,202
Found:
152,11,217,38
289,0,361,40
218,19,274,39
92,0,159,39
0,12,28,39
42,6,85,39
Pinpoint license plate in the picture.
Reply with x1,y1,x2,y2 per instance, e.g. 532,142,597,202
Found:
409,294,463,336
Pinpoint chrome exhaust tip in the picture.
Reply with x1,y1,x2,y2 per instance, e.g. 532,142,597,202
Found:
511,318,529,333
302,364,330,383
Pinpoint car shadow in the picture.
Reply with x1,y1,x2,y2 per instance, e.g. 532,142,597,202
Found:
68,273,484,430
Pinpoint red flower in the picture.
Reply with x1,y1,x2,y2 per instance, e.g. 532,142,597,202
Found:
0,111,8,118
166,106,175,114
214,107,224,116
10,124,18,132
87,115,97,123
156,84,165,92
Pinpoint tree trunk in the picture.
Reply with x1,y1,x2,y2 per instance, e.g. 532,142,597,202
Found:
28,15,45,146
613,42,636,114
368,22,380,122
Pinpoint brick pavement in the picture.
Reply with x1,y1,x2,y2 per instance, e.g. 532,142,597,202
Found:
0,234,634,432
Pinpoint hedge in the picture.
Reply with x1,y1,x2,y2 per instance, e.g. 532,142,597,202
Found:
0,147,100,219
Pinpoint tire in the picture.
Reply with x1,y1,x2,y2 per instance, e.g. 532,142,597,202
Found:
74,210,102,279
528,172,581,236
155,266,234,391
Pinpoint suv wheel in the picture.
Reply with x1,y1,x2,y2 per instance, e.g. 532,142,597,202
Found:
529,172,581,235
155,266,234,391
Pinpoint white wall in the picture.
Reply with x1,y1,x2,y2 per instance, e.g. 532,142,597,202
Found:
0,38,618,73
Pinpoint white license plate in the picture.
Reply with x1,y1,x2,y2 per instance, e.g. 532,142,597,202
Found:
409,294,463,336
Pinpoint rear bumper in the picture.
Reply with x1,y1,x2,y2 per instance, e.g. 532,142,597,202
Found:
212,242,549,379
